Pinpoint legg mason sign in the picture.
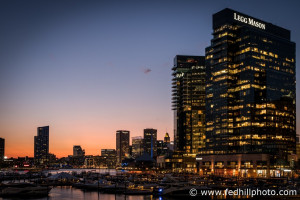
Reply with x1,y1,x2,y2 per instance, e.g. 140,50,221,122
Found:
234,13,266,30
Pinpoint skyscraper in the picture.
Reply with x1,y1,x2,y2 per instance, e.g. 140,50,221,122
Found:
143,128,157,158
73,145,85,157
34,126,49,164
132,136,144,158
116,130,130,164
172,55,206,155
204,8,296,159
164,132,170,144
0,138,4,160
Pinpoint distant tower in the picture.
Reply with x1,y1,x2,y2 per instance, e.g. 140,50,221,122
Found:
132,136,144,158
34,126,49,164
157,140,164,156
116,130,130,164
101,149,116,168
73,145,85,157
0,138,4,160
143,128,157,158
164,132,170,144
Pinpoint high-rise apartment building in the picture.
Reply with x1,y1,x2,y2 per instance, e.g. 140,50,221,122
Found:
172,55,206,155
116,130,130,164
144,128,157,158
34,126,49,164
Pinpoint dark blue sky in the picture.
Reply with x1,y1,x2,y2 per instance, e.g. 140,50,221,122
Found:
0,0,299,157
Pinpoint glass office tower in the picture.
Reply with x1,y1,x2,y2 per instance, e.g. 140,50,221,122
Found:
172,55,206,155
204,8,296,162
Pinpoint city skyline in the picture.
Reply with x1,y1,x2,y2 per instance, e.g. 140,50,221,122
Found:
1,0,300,158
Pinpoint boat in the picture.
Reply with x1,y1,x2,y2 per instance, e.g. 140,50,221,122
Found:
0,182,35,188
124,188,153,195
124,185,153,195
102,184,126,194
102,182,134,194
0,186,52,197
154,185,211,197
73,179,112,190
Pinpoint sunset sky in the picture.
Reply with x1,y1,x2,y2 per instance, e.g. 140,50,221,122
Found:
1,0,300,158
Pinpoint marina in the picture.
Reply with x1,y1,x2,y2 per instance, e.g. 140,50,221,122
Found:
0,169,300,199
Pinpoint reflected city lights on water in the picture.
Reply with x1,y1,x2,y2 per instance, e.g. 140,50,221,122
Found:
0,187,159,200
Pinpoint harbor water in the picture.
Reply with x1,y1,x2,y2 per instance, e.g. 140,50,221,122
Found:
0,186,159,200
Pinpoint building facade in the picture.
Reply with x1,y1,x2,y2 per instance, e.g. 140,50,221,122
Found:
144,128,157,158
116,130,130,165
172,55,206,155
34,126,49,164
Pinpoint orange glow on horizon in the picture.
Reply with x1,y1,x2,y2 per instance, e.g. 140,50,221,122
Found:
2,122,172,158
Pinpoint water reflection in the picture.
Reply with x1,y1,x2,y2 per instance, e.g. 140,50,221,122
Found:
0,186,285,200
46,169,118,176
1,169,118,176
0,187,159,200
